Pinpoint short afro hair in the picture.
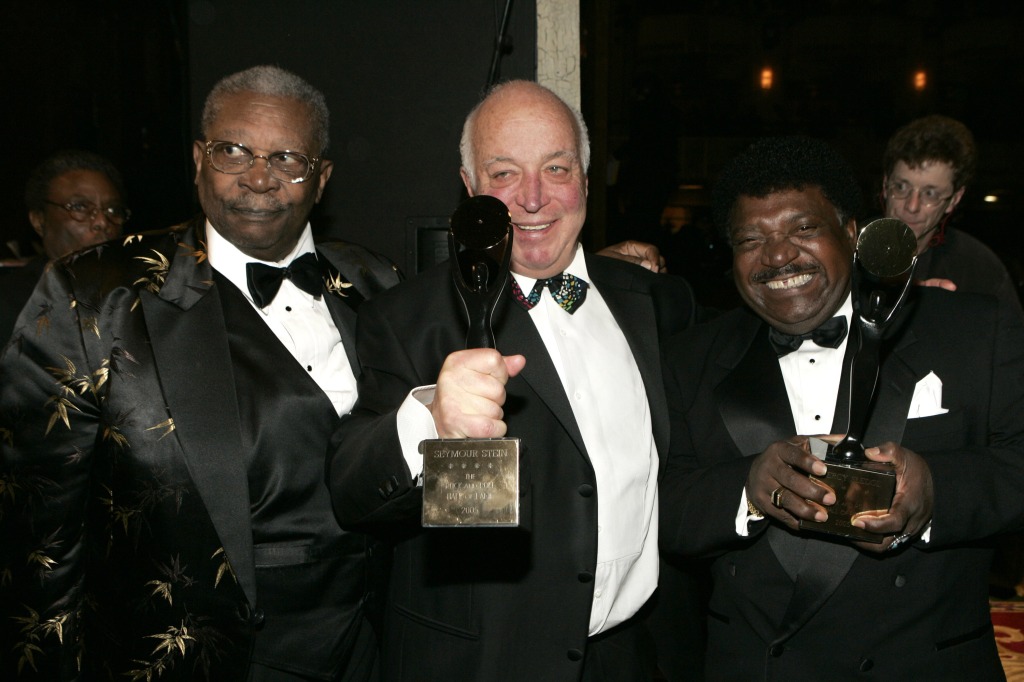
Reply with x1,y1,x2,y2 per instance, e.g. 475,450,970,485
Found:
712,135,863,243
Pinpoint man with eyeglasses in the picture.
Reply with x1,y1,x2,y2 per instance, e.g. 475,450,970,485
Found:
0,65,400,681
882,114,1023,317
0,149,130,345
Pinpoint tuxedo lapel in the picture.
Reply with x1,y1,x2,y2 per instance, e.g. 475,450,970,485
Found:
716,319,796,453
140,223,257,605
865,329,921,445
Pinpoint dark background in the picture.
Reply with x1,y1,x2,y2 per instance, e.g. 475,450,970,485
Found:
3,0,1021,286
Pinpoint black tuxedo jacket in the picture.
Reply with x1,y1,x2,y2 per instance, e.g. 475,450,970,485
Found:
0,217,401,680
328,253,698,681
660,289,1024,681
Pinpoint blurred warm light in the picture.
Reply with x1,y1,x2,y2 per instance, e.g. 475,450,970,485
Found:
761,67,773,90
914,70,927,91
984,194,999,203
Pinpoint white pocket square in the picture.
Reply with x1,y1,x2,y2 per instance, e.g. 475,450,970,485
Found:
907,371,948,419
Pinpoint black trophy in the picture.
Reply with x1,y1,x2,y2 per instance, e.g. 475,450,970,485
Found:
800,218,918,542
419,195,521,527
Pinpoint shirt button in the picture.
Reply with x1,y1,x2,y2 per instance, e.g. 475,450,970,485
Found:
574,391,583,400
814,415,821,421
594,589,602,598
809,358,815,364
307,365,313,371
559,328,568,336
285,306,292,312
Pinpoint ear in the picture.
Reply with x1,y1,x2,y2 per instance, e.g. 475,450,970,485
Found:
192,141,206,186
844,217,857,248
29,210,45,237
946,186,966,214
460,168,476,197
314,159,334,203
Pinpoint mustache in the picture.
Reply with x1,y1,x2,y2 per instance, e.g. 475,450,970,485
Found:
227,198,286,212
751,263,814,284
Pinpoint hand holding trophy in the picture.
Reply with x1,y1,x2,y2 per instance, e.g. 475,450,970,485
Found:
419,195,522,527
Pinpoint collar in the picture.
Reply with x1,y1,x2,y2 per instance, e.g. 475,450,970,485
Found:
206,220,316,301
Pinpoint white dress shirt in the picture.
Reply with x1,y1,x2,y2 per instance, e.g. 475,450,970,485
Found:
396,245,659,635
205,221,358,416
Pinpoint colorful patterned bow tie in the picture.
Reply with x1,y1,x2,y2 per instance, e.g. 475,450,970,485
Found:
246,252,322,308
511,272,589,314
768,315,848,356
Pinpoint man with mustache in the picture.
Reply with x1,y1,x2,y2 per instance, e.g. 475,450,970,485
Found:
882,114,1022,317
0,65,400,680
660,135,1024,680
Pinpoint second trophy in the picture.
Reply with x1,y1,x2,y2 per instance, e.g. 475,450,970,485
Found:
420,195,522,527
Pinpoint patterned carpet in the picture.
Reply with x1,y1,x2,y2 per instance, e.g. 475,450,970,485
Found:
992,600,1024,680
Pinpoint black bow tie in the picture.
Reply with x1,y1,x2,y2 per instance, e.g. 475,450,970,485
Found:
768,315,848,356
246,252,322,308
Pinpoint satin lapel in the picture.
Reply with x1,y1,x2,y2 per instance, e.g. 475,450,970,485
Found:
494,295,587,455
140,233,257,606
716,320,795,454
586,256,669,458
864,329,921,445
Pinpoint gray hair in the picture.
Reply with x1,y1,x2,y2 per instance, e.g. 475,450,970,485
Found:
459,80,590,191
201,65,330,154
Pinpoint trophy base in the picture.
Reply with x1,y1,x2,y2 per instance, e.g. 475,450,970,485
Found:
420,437,520,527
798,437,895,543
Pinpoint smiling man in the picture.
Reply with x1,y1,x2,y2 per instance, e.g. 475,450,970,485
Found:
659,136,1024,680
0,66,400,681
328,80,699,681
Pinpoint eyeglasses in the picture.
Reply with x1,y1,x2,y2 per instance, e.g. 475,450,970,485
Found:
44,200,131,226
886,180,953,208
204,140,319,183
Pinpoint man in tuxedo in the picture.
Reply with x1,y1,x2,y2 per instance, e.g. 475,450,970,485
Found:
327,80,699,681
0,65,399,680
660,135,1024,679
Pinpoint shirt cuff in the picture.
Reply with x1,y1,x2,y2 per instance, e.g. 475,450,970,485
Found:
396,385,439,480
736,487,765,536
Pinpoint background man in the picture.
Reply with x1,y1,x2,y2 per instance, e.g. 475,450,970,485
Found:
1,149,129,345
0,65,399,680
882,114,1022,315
660,135,1024,680
328,80,699,681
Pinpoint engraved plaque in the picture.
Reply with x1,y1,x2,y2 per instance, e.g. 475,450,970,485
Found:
420,437,520,527
799,436,895,543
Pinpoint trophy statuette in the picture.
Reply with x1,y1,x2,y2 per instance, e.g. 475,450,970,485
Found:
800,218,917,543
420,195,521,527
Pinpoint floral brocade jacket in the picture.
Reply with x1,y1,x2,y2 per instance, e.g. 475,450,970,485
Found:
0,218,400,680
